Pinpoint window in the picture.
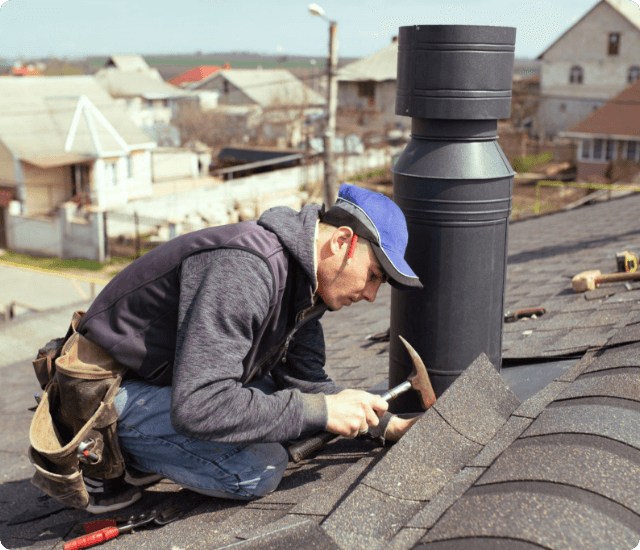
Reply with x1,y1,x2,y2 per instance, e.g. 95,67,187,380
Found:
581,140,590,160
627,141,637,160
559,103,566,113
104,162,118,186
593,139,603,160
126,156,133,178
628,66,640,84
609,32,620,55
357,81,375,98
605,139,615,160
569,65,583,84
223,80,230,94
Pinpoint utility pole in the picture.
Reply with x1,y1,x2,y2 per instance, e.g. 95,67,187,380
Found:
323,20,338,208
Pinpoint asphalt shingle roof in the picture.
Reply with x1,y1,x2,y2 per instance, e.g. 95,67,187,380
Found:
3,191,640,549
564,78,640,137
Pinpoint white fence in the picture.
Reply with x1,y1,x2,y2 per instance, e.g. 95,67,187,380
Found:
110,147,402,236
6,202,106,261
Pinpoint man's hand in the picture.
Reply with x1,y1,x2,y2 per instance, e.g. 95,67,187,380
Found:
384,414,421,443
326,389,388,438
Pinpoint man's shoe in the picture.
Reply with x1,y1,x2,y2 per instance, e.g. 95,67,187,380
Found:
85,475,142,515
124,467,164,487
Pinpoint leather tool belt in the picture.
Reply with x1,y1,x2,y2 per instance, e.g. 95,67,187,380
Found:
28,311,127,509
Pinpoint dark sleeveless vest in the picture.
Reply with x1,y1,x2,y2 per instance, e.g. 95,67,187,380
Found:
78,220,307,386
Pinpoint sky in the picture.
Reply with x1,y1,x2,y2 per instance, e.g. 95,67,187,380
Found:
0,0,638,61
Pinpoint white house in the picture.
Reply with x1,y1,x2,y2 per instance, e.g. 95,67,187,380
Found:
0,76,156,216
336,38,402,128
536,0,640,138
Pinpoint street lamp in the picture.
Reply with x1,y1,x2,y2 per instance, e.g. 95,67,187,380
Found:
309,3,338,207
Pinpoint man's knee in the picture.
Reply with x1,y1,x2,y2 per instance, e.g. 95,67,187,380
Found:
242,443,288,498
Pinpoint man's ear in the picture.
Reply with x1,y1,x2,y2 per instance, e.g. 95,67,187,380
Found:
329,226,354,255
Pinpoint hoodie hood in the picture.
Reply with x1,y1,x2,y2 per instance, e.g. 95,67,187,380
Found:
258,204,321,289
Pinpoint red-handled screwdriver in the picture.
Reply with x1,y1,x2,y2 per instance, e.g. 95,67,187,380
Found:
63,506,180,550
63,526,120,550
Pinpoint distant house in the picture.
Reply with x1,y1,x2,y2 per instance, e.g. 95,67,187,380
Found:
536,0,640,138
336,38,401,127
0,76,156,218
169,64,230,87
169,65,231,110
11,64,43,77
94,55,195,145
561,78,640,181
188,69,326,146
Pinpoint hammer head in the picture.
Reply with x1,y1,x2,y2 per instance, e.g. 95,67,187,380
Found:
572,270,602,293
399,335,436,410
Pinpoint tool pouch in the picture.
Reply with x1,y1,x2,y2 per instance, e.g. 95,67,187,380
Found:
28,311,127,510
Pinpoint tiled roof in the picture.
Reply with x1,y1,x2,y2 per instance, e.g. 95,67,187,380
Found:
168,65,229,87
563,78,640,137
3,193,640,549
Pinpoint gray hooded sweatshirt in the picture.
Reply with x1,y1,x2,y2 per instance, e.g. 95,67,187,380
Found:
170,205,341,443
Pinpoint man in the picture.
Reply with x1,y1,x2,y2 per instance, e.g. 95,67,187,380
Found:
77,183,423,513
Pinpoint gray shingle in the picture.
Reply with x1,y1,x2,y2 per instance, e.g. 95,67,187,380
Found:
322,484,422,550
469,417,533,466
221,517,339,550
585,342,640,374
406,467,486,529
289,454,380,516
522,404,640,450
581,309,636,327
605,323,640,347
386,528,427,550
421,482,640,549
584,287,619,301
554,350,597,382
603,289,640,304
475,436,640,515
362,410,482,501
555,371,640,403
432,353,520,445
545,326,614,353
512,381,570,418
528,311,588,331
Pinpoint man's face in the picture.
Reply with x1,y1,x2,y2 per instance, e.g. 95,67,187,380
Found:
317,229,387,311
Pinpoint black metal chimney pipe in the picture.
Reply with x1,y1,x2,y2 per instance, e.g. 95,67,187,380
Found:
389,25,516,412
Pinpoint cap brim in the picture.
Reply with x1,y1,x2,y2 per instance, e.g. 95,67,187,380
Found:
371,243,423,291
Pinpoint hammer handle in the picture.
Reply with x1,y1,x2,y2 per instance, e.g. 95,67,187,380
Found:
596,272,640,285
288,432,338,463
287,385,408,463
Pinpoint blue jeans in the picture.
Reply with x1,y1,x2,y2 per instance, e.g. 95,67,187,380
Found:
113,377,289,500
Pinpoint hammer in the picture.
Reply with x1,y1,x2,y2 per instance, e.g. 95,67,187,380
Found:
287,336,435,463
571,269,640,293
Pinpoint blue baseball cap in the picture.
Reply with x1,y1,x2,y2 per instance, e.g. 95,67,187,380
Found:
320,183,423,291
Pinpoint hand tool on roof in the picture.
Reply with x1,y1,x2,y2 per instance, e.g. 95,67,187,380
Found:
287,336,435,463
616,251,638,273
571,269,640,293
63,506,181,550
504,307,546,323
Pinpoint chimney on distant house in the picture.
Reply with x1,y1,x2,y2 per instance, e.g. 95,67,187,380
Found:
389,25,517,410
